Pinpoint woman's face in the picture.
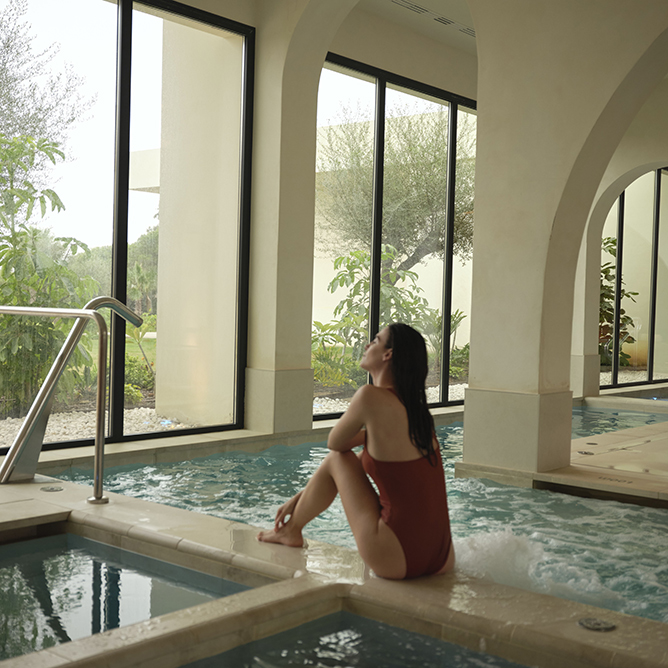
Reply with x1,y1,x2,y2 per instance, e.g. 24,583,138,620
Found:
360,326,391,372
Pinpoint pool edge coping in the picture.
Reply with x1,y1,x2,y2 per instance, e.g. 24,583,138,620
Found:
0,479,667,668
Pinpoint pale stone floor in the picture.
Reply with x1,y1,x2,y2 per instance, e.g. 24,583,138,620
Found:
534,394,668,504
1,393,668,668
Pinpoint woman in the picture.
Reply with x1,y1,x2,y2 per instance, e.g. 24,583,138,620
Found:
257,323,454,579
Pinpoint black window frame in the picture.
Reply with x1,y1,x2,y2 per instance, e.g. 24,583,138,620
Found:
1,0,255,455
313,53,477,420
601,167,668,390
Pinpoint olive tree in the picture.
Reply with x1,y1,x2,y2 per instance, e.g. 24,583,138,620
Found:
315,103,476,274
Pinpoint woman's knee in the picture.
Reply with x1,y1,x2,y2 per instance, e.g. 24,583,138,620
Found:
326,449,362,472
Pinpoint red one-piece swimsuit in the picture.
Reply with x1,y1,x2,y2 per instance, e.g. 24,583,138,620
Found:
361,443,452,579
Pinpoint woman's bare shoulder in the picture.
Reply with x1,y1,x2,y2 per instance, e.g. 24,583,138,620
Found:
352,384,395,406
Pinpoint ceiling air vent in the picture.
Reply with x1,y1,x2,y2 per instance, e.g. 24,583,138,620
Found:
389,0,476,40
391,0,429,14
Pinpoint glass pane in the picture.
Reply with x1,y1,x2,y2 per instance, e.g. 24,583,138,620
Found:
0,0,116,443
312,65,375,415
448,106,476,403
599,200,619,386
653,170,668,380
598,199,619,387
124,5,244,434
380,86,449,403
619,172,653,383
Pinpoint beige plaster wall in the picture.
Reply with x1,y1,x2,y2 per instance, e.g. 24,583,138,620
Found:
156,21,243,426
464,0,668,473
244,0,363,433
329,7,477,102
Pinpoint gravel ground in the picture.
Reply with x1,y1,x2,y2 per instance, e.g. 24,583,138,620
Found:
0,407,195,446
313,383,467,415
599,369,650,385
0,371,654,446
1,383,469,445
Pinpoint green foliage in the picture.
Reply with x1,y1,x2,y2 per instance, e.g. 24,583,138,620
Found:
128,226,158,315
0,136,98,417
312,246,469,387
0,0,89,189
67,226,159,316
311,320,366,389
599,236,638,366
0,134,65,226
316,103,476,275
66,244,112,296
124,383,143,407
449,343,469,381
126,312,156,382
125,352,154,391
325,244,437,360
0,5,97,417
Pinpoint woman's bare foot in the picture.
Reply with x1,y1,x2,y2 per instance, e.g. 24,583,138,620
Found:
256,524,304,547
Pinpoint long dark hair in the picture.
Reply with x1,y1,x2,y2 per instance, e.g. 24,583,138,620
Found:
386,323,436,462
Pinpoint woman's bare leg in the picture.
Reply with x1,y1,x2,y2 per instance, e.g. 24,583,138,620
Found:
257,451,406,579
257,452,339,547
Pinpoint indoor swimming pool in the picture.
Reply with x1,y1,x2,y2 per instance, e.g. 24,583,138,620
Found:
0,533,249,660
58,407,668,625
185,611,527,668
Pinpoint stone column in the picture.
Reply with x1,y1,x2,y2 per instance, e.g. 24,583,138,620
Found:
462,0,668,478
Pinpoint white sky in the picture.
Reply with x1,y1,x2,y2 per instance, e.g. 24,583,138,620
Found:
22,0,162,248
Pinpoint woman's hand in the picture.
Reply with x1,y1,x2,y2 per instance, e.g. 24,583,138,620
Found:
275,491,302,529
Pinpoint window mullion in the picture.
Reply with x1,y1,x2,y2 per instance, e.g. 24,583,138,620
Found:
369,78,386,342
612,191,625,386
440,103,458,403
647,169,662,382
109,0,133,440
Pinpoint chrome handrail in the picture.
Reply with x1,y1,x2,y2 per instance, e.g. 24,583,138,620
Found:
0,298,142,503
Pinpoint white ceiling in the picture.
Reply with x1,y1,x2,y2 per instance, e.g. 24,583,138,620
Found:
357,0,476,55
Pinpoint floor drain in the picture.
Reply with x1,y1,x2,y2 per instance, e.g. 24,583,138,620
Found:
577,451,595,455
40,485,64,493
578,618,616,632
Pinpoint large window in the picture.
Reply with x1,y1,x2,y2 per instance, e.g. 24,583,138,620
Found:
312,55,476,416
0,0,253,452
600,168,668,387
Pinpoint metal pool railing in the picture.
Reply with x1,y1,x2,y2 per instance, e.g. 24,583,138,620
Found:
0,297,142,503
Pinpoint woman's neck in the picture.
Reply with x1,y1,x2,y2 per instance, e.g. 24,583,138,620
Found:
370,367,394,389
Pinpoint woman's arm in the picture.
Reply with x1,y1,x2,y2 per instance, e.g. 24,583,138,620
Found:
327,385,374,452
274,491,302,529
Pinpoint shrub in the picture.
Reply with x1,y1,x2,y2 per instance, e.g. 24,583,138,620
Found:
125,353,154,391
124,383,143,407
449,343,469,381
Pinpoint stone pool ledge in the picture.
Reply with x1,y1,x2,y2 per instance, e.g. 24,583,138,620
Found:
1,475,668,668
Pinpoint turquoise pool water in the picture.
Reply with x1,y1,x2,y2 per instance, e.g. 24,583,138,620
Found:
184,611,529,668
59,407,668,624
571,405,668,437
0,534,248,660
